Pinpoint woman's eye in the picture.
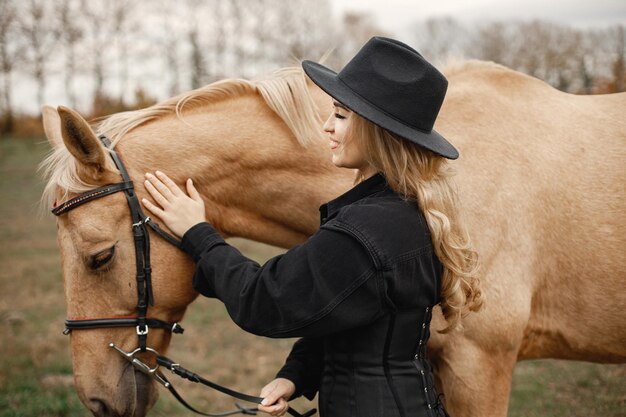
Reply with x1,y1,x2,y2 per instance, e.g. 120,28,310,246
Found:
90,246,116,270
335,113,345,120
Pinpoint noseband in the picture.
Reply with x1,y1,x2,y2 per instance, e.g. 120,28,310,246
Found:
54,135,184,351
52,134,316,417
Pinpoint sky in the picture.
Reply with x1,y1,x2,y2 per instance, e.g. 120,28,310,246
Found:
331,0,626,37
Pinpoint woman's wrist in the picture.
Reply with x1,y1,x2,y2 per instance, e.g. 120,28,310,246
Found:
180,222,225,262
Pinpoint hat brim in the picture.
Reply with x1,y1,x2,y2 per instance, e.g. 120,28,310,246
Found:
302,60,459,160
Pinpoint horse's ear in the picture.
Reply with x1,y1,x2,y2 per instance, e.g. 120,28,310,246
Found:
57,106,108,174
42,105,63,149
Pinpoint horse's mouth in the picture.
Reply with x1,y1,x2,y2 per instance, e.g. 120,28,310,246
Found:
133,368,157,417
85,364,157,417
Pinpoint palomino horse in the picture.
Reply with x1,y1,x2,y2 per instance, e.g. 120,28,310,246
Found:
40,62,626,417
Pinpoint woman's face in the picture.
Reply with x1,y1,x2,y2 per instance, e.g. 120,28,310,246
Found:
323,101,375,176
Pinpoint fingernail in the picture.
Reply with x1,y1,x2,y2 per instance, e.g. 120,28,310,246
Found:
155,170,162,175
261,399,269,406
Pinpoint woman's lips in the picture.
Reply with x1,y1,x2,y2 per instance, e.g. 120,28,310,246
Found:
330,139,340,150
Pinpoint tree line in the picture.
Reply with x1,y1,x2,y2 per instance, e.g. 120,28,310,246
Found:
0,0,623,137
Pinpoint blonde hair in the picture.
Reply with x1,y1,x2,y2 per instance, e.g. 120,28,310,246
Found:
348,113,484,333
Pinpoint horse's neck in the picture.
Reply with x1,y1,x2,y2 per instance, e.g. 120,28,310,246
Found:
122,94,353,248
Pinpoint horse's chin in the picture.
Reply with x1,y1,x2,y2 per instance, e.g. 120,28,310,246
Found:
84,365,158,417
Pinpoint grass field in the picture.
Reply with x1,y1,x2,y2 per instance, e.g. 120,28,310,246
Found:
0,137,624,417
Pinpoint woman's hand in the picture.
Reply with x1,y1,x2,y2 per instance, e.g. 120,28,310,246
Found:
141,170,206,238
258,378,296,416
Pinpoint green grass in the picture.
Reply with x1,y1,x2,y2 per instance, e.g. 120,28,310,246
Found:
0,136,624,416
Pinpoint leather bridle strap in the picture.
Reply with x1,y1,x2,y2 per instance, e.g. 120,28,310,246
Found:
64,317,184,335
156,356,317,417
51,182,133,216
53,134,183,351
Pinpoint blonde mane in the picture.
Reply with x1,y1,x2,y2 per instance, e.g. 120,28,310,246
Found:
40,66,323,209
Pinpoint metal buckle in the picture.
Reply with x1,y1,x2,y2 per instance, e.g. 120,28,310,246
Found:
109,343,170,387
169,362,181,374
132,217,151,228
136,325,149,336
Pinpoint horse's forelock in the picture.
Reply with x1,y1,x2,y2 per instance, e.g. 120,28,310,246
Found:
39,146,104,214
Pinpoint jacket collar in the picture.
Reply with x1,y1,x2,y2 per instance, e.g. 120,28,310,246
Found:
320,172,389,224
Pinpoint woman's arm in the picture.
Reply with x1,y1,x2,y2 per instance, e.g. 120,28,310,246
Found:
142,170,385,338
275,337,324,401
181,221,382,337
258,337,323,416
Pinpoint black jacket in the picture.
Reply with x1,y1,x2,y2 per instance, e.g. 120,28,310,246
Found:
181,173,449,417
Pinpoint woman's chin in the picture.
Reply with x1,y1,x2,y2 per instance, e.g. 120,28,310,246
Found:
331,155,345,168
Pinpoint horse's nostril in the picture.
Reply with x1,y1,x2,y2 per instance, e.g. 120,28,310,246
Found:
88,398,111,417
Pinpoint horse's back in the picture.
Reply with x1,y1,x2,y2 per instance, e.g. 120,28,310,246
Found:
438,60,626,361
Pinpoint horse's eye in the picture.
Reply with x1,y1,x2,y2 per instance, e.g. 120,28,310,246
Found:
90,246,116,270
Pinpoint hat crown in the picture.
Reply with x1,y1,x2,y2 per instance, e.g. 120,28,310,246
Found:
337,37,448,132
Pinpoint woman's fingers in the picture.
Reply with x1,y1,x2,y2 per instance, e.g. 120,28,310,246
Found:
144,179,170,208
258,399,288,416
155,170,183,196
145,171,175,201
186,178,202,202
273,399,289,416
141,197,165,218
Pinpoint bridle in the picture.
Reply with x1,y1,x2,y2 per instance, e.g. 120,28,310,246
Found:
55,135,184,350
53,134,316,417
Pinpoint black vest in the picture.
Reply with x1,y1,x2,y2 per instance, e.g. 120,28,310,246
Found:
316,174,449,417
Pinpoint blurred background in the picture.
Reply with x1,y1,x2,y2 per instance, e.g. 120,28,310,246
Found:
0,0,625,136
0,0,624,416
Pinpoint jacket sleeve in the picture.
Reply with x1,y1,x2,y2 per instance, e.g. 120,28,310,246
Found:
180,222,384,338
275,337,324,401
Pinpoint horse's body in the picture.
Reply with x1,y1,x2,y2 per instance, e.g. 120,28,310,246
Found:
41,61,626,417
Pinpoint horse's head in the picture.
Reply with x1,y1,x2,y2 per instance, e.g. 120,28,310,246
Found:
41,105,197,417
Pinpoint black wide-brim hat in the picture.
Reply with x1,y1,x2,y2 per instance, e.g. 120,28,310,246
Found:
302,36,459,159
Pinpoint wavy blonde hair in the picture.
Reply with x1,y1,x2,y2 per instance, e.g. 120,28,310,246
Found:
348,113,484,333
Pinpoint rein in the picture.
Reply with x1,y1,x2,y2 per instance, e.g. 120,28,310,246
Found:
53,134,316,417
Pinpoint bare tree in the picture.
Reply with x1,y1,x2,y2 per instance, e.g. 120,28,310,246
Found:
230,0,247,76
111,0,135,101
155,0,183,96
18,0,59,110
189,27,207,89
611,25,625,92
80,0,112,99
298,0,334,63
249,0,274,73
276,0,304,63
212,0,228,80
56,0,82,108
410,17,470,64
0,0,21,134
334,12,386,68
472,21,512,66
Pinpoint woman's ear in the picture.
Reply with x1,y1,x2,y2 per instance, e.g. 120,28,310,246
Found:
57,106,108,173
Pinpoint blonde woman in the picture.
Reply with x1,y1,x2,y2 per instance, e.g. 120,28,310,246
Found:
142,37,483,417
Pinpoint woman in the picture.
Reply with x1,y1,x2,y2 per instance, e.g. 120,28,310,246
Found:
141,37,483,417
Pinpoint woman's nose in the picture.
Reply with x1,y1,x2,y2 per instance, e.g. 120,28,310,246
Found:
323,115,333,132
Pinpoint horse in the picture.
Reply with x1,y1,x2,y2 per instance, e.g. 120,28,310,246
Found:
40,61,626,417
